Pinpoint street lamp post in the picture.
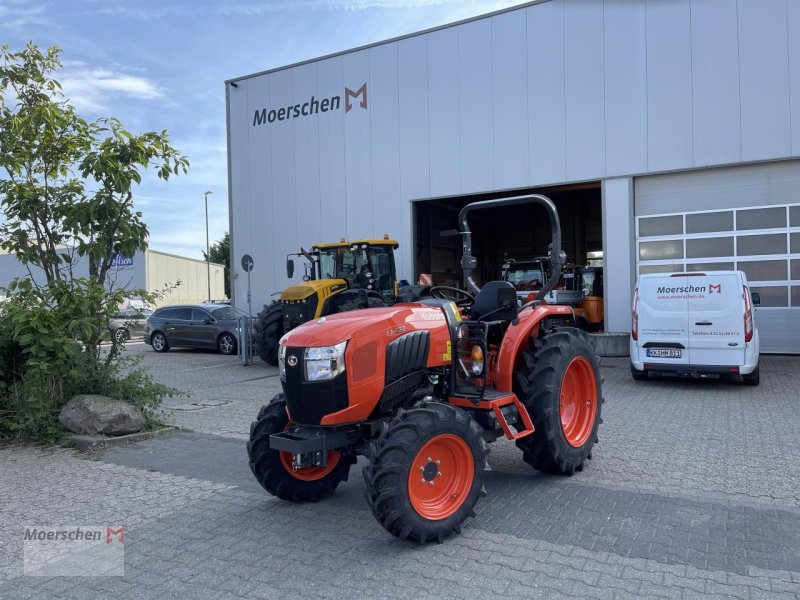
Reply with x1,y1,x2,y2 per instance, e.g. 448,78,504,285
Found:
204,190,213,302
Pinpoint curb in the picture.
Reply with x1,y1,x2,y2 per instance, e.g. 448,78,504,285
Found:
588,332,630,357
60,427,180,451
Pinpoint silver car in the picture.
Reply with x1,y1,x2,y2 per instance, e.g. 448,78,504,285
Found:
108,309,153,344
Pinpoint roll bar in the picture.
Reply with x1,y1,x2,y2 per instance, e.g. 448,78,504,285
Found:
457,194,565,300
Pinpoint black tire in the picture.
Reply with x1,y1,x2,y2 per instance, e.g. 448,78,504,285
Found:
218,332,237,355
363,402,489,543
113,328,129,344
254,302,283,365
247,394,356,502
514,327,603,475
742,364,760,386
630,364,648,381
151,331,169,353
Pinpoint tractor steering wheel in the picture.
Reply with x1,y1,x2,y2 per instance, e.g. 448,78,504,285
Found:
429,285,475,307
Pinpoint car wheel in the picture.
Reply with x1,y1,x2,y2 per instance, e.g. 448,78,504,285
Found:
218,333,237,355
113,328,129,344
151,332,169,353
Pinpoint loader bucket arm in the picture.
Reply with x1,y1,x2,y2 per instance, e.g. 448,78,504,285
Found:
457,194,565,299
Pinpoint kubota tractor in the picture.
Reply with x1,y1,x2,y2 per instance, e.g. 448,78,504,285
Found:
254,237,403,365
247,195,604,542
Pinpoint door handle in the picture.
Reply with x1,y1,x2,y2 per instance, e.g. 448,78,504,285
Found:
694,321,713,326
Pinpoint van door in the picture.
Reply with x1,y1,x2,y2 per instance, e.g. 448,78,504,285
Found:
686,273,745,366
637,275,690,366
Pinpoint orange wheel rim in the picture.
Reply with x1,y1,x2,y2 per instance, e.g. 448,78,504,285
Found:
279,423,341,481
560,356,598,448
407,434,474,520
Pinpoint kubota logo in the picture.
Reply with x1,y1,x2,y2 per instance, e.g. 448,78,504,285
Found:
709,283,721,294
252,83,368,126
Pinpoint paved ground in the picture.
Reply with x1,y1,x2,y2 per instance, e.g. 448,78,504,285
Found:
1,342,799,599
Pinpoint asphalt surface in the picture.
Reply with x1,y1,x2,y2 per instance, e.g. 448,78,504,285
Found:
1,342,799,599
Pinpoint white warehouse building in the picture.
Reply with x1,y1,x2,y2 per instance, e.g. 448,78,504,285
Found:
226,0,800,353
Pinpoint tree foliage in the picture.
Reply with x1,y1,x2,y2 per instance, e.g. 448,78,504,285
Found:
204,231,230,297
0,42,187,442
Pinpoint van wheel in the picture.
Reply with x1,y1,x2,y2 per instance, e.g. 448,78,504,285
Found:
630,365,648,381
742,365,760,386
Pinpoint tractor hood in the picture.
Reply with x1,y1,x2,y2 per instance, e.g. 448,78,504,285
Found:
280,302,450,348
280,279,348,301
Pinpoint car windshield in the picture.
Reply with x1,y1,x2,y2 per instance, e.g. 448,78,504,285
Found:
212,306,247,321
506,268,543,285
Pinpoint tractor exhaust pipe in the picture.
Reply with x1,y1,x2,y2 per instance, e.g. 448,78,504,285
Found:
457,194,565,300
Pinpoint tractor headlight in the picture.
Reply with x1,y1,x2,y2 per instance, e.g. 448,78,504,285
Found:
305,341,347,381
278,343,287,379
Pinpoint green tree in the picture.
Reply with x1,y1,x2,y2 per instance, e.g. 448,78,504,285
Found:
204,231,230,298
0,42,187,441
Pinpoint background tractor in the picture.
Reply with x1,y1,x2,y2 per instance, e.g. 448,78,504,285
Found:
247,194,604,543
254,237,404,364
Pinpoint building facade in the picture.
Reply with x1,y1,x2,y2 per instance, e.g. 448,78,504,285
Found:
227,0,800,353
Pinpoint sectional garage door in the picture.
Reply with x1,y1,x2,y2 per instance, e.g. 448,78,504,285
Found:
634,160,800,354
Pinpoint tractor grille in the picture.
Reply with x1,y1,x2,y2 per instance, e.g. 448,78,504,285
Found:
282,294,318,331
281,346,349,426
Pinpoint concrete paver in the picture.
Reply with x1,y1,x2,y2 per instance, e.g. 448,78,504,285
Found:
1,344,798,599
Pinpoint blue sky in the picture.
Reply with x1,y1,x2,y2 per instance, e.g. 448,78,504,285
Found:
1,0,526,259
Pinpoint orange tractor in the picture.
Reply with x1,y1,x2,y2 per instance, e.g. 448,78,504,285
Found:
248,194,604,542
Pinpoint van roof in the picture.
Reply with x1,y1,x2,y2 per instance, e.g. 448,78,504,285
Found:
638,270,743,279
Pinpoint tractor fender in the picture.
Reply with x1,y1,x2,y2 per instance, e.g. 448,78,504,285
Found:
494,304,574,392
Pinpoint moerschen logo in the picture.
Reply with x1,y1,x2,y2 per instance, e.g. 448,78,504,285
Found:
252,83,367,127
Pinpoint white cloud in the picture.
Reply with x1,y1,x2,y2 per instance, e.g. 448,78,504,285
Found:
0,1,52,31
58,64,165,113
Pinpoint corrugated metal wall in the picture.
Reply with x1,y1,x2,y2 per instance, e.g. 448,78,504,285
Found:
145,251,225,306
228,0,800,306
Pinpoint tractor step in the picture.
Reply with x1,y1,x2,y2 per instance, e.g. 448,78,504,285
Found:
450,389,534,441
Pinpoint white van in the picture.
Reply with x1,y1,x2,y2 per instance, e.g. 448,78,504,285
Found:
630,271,760,385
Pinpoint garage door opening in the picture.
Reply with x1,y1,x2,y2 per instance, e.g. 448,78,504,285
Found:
412,183,602,291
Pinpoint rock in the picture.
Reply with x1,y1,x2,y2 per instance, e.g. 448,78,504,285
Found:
58,395,145,436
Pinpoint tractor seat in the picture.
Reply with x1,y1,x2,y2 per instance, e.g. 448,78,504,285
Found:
469,281,518,322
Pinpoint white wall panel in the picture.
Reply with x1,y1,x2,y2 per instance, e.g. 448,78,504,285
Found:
602,178,635,333
244,76,274,300
690,0,741,166
427,27,461,197
398,36,430,278
645,0,693,171
786,0,800,155
316,57,347,246
369,43,404,271
527,1,566,184
604,0,647,176
563,0,605,181
343,52,373,240
267,69,297,292
458,19,494,192
292,63,322,246
491,10,528,189
738,0,791,161
226,81,252,303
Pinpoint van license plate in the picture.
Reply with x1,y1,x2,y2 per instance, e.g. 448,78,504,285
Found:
646,349,682,358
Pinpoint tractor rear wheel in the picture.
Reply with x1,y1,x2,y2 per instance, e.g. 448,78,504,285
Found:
247,394,356,502
514,327,603,475
363,402,488,543
254,302,283,365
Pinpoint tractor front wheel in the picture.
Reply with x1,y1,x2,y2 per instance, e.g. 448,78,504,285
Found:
514,327,603,475
254,302,284,365
363,402,488,543
247,394,356,502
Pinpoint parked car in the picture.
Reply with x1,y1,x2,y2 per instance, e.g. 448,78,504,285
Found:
630,270,760,385
108,308,153,344
143,304,251,355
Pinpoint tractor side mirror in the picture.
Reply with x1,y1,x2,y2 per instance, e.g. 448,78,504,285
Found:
286,258,294,278
751,291,761,307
